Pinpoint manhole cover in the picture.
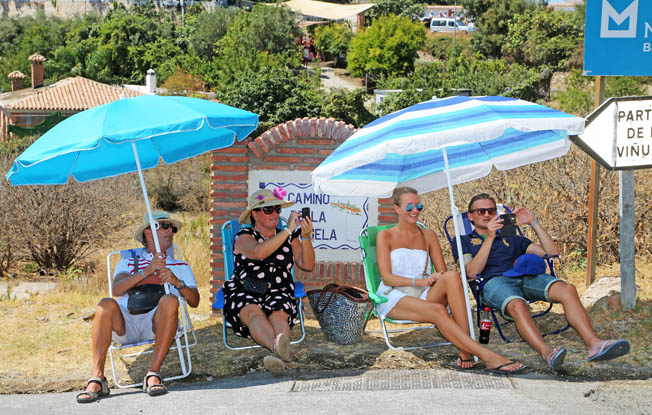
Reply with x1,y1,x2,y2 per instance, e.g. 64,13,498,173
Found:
291,370,513,392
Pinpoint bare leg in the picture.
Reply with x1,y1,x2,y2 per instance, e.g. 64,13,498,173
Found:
268,310,291,339
148,295,179,388
239,304,275,350
505,298,554,360
427,271,473,367
547,281,604,356
79,298,125,397
388,296,522,371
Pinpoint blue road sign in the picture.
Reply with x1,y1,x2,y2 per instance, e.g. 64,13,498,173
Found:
584,0,652,76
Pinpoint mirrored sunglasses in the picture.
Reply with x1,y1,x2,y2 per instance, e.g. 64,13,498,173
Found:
405,203,424,212
471,207,497,216
255,205,282,215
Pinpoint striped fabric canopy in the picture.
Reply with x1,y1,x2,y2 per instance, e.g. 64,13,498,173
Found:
312,96,585,197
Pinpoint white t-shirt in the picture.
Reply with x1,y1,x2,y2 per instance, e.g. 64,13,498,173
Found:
113,250,197,308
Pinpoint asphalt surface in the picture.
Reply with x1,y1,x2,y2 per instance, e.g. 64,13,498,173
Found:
1,369,650,415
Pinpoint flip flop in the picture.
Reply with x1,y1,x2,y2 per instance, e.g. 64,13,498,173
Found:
484,361,527,375
587,339,630,362
143,371,167,396
272,333,293,362
546,346,567,373
76,376,110,403
455,355,475,370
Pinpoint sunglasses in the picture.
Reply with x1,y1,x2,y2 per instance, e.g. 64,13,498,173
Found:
404,203,424,212
148,222,178,233
470,207,497,216
254,205,282,215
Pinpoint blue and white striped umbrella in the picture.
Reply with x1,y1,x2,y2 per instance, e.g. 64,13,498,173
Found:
312,95,585,198
312,95,585,342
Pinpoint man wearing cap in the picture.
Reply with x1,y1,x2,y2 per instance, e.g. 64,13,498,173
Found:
452,193,630,372
76,210,199,403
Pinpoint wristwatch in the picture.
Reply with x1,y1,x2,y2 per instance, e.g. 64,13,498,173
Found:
177,280,187,290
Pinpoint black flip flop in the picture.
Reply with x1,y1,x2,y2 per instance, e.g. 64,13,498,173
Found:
484,361,527,375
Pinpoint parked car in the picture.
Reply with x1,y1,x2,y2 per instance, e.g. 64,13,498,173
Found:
430,18,476,32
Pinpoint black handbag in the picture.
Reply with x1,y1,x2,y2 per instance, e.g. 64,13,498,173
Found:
127,284,166,314
126,255,165,314
236,276,271,297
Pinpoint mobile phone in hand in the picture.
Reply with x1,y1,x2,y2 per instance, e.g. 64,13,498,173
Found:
500,213,517,237
301,207,310,220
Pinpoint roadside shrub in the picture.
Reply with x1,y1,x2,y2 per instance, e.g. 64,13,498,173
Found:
0,151,141,272
320,88,374,128
423,35,471,60
145,154,211,213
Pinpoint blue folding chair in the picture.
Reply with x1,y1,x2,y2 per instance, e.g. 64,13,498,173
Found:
212,219,307,350
443,205,570,343
106,244,196,388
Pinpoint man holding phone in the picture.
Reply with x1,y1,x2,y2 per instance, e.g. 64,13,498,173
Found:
452,193,630,373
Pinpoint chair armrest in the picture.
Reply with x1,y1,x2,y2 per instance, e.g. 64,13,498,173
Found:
212,288,225,310
369,292,388,304
294,281,306,298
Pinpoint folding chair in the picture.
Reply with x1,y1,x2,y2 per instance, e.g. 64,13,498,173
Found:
106,244,197,388
212,219,307,350
359,224,451,351
443,205,570,343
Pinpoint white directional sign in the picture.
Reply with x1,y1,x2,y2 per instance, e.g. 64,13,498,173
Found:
573,96,652,170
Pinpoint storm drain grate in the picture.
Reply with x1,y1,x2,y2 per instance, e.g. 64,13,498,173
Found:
291,370,513,392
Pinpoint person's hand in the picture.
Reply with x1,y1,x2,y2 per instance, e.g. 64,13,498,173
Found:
486,215,503,238
156,267,179,287
424,272,442,286
299,214,314,239
144,253,166,278
513,207,535,226
287,211,300,232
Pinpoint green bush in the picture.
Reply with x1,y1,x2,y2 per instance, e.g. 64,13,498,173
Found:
423,35,471,60
314,23,354,62
320,88,374,128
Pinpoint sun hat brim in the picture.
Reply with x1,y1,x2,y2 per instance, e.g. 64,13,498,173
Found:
134,211,182,243
238,196,294,224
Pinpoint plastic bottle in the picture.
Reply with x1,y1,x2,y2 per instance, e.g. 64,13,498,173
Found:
479,307,491,344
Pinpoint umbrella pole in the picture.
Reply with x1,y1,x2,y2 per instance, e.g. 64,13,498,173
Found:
442,148,477,346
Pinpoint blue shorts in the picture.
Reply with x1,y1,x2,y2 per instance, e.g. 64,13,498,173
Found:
482,274,561,318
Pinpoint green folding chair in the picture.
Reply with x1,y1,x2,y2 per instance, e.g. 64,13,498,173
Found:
359,224,451,351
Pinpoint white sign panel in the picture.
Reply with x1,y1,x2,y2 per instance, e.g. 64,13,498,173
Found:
573,96,652,170
249,170,378,262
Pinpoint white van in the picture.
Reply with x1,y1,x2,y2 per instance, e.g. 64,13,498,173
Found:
430,18,476,32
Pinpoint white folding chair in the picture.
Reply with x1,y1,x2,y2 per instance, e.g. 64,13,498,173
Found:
106,244,197,388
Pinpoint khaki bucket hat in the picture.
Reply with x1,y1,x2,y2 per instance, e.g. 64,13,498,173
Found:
238,188,294,224
134,210,182,243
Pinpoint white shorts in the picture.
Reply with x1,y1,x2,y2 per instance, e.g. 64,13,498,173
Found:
112,304,157,345
375,282,430,319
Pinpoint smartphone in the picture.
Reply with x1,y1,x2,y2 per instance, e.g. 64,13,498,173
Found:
500,213,517,237
301,207,310,220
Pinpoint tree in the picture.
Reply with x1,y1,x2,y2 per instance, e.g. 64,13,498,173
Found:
320,88,374,127
347,15,426,78
502,8,583,71
365,0,427,21
313,23,354,61
188,7,239,61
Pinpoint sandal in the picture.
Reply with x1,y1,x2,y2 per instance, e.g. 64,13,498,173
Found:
546,346,567,373
272,333,294,362
143,371,168,396
484,361,527,375
455,355,475,370
76,376,110,403
263,354,286,376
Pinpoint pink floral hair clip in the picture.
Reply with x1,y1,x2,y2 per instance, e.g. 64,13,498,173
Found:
273,187,287,200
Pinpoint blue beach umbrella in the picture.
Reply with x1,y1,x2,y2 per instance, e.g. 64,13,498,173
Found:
6,94,258,254
311,95,585,340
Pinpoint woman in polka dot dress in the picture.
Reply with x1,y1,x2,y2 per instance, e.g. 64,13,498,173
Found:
224,188,315,375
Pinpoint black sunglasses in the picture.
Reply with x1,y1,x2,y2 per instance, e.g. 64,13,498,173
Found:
470,207,497,216
405,203,424,212
254,205,282,215
147,222,178,233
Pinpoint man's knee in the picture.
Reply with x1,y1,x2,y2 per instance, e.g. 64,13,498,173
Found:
505,298,529,317
96,298,119,315
158,294,179,313
551,280,579,301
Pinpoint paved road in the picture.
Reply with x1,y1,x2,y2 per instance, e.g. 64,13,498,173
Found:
1,369,650,415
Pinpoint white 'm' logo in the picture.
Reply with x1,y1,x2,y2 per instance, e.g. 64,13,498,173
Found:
601,0,638,38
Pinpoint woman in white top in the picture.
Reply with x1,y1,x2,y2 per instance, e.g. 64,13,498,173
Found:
376,186,524,373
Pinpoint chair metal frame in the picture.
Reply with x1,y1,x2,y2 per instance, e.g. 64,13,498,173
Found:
443,205,570,343
106,244,197,388
359,224,451,351
212,219,306,351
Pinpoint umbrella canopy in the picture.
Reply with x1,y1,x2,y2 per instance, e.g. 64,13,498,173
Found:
312,95,585,198
311,95,585,343
6,95,259,185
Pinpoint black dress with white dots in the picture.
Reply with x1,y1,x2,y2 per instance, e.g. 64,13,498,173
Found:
223,226,299,339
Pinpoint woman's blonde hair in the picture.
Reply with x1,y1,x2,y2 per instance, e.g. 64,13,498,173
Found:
392,186,418,205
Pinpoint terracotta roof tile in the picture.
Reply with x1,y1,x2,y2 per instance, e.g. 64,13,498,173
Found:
5,77,145,112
